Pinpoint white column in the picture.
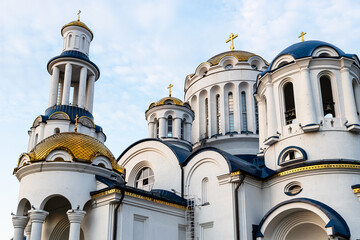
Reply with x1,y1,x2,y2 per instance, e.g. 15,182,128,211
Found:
300,68,317,124
85,75,95,113
72,84,79,106
341,67,359,125
266,83,277,137
12,215,28,240
173,118,181,138
48,66,60,107
159,117,166,138
220,89,226,134
78,67,88,108
67,210,86,240
107,202,117,240
28,210,49,240
58,81,63,105
25,223,32,240
185,122,192,142
62,63,72,105
234,84,241,133
148,122,155,138
28,128,35,152
39,123,45,143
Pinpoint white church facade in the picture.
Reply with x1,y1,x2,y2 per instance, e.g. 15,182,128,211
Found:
11,16,360,240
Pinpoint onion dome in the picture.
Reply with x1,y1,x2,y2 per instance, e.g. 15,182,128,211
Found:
207,50,268,66
61,20,93,40
16,132,123,173
147,96,192,112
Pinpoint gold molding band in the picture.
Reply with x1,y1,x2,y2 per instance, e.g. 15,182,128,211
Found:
276,164,360,177
231,171,241,176
91,188,186,210
353,188,360,194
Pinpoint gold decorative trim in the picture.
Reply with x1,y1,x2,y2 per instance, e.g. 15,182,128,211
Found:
231,171,241,176
48,111,70,120
276,164,360,177
91,188,186,210
353,188,360,194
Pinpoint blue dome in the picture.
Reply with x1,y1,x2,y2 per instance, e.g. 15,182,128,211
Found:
260,40,355,77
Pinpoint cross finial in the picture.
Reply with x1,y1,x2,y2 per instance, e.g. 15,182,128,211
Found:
298,32,307,42
167,84,174,97
226,33,238,51
74,115,79,132
77,10,81,22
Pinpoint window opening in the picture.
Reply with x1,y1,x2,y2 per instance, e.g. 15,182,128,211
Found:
320,76,335,117
254,97,259,134
216,95,221,134
225,64,233,70
135,167,154,191
241,91,248,131
205,98,209,137
284,82,296,124
181,119,184,140
202,178,208,204
228,93,234,132
167,116,173,137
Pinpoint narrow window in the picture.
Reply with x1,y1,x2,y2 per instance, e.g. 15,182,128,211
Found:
167,116,173,137
181,119,184,140
254,97,259,134
205,98,209,137
68,34,72,48
216,95,221,134
228,92,234,132
135,167,154,191
353,81,360,117
284,82,296,124
241,91,248,131
202,178,208,204
155,119,159,138
320,76,335,117
82,36,85,50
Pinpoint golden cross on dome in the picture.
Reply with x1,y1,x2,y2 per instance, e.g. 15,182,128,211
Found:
168,84,174,97
74,114,79,132
226,33,238,51
298,32,307,42
77,10,81,21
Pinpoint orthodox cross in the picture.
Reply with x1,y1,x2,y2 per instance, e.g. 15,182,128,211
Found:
77,10,81,21
74,114,79,132
168,84,174,97
226,33,238,51
298,32,307,42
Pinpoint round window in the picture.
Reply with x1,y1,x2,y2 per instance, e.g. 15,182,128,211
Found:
284,181,303,196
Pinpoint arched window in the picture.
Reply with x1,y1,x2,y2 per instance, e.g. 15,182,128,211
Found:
82,36,85,50
278,146,307,166
135,167,154,191
284,82,296,124
54,128,60,134
216,95,221,134
241,91,248,132
353,81,360,117
254,97,259,134
205,98,209,137
320,76,335,117
155,119,159,138
202,177,208,204
68,34,72,47
167,116,173,137
228,92,234,132
181,119,185,140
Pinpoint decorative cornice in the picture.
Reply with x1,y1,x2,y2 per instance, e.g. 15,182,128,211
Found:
275,163,360,177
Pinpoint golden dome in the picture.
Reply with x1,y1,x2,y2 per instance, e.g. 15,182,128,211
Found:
147,97,193,112
21,132,123,173
207,50,268,66
62,20,94,39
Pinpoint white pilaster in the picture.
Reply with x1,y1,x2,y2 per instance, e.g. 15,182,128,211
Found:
300,67,317,125
173,118,181,138
159,117,166,138
220,88,225,134
48,66,60,107
28,210,49,240
85,75,95,113
12,215,28,240
107,203,117,240
78,67,88,108
234,84,241,133
265,83,277,137
62,63,72,105
25,223,32,240
67,210,86,240
58,81,63,105
185,122,192,142
148,122,155,138
341,67,359,125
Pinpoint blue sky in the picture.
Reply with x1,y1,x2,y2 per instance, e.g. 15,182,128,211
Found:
1,0,360,238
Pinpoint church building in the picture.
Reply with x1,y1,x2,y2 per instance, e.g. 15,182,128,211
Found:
11,15,360,240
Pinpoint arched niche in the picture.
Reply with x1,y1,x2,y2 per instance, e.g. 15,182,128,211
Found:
16,198,31,216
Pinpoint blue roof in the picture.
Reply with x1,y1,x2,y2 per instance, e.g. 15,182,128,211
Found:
181,147,275,178
259,40,355,77
255,198,351,239
117,138,192,164
47,50,100,76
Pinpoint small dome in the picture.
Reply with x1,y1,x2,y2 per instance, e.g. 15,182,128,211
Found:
23,132,123,173
147,97,192,111
61,20,93,40
207,50,268,66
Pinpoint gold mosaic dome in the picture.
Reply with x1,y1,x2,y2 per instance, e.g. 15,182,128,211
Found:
147,97,192,111
207,50,268,66
18,132,123,173
61,20,94,40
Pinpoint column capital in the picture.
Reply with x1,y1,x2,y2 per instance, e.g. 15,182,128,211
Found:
28,210,49,223
12,215,28,228
67,210,86,223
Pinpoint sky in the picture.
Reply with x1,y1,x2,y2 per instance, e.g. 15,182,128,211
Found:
1,0,360,238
